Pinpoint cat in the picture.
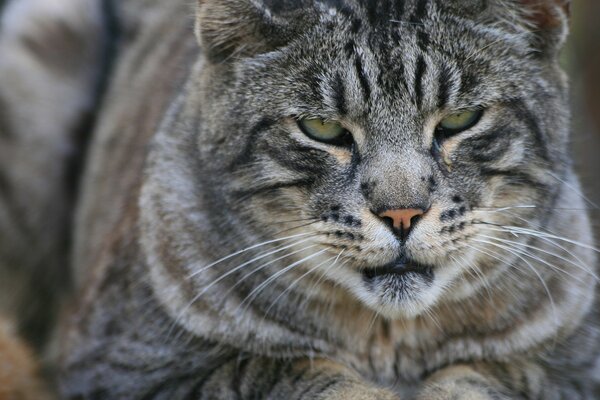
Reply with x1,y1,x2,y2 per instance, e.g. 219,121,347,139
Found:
1,0,599,398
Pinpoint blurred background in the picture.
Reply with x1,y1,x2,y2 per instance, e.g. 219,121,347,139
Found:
567,0,600,219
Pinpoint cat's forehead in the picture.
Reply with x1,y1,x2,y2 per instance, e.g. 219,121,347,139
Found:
264,0,487,19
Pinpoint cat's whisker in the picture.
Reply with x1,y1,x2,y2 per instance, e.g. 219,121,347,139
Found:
205,217,320,257
261,250,344,323
470,237,558,326
362,310,381,339
472,213,596,268
464,243,537,303
472,236,585,285
496,211,591,267
186,232,315,279
476,230,599,281
236,249,329,314
472,205,537,213
450,253,494,304
166,242,321,343
299,252,350,313
389,19,425,27
420,297,443,331
546,171,600,210
271,220,322,236
479,224,600,254
473,206,600,212
220,243,322,300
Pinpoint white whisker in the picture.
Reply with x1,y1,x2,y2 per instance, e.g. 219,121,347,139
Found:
186,232,315,279
237,249,328,313
262,250,344,321
470,237,558,327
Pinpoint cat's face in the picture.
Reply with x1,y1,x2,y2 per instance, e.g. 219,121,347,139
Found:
194,0,570,318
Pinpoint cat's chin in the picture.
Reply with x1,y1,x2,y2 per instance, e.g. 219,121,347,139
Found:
354,258,442,319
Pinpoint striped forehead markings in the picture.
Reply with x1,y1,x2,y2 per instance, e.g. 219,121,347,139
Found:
354,54,372,104
333,72,348,115
437,63,452,109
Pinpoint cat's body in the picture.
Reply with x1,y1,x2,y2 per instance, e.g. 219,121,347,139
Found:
1,0,599,398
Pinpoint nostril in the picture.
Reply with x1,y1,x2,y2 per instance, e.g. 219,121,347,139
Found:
381,216,395,230
410,214,422,228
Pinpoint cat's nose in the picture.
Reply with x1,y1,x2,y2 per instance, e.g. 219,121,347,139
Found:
377,208,426,241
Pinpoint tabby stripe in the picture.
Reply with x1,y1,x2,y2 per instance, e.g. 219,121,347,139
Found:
414,55,427,108
437,63,452,109
294,373,332,399
139,373,198,400
347,17,360,33
228,118,275,170
509,100,550,162
393,0,406,20
334,1,354,18
412,0,431,51
355,56,372,103
290,365,312,385
455,377,506,400
479,168,548,190
344,40,356,59
332,72,348,115
241,359,275,398
365,1,378,25
416,29,430,52
410,0,429,24
464,128,515,163
232,357,251,398
260,361,291,398
459,71,479,95
233,178,316,200
311,376,344,398
264,142,329,176
189,356,239,399
376,1,392,25
345,146,361,183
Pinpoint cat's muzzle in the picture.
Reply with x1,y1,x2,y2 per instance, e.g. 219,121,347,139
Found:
361,255,434,283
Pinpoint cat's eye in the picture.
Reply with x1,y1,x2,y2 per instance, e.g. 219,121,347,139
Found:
297,118,353,146
436,109,483,136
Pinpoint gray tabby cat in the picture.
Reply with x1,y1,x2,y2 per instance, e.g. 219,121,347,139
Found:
0,0,598,398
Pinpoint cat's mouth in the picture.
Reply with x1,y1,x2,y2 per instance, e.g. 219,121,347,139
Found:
361,257,434,282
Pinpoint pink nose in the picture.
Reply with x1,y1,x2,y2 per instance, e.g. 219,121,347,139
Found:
378,208,425,240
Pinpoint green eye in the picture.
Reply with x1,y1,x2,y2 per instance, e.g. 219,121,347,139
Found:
437,109,483,135
298,118,352,146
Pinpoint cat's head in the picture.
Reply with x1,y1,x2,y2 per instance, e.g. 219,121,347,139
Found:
190,0,572,319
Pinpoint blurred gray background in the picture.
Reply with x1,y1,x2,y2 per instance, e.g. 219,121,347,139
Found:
568,1,600,221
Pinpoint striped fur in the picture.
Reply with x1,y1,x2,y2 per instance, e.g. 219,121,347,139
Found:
1,0,599,399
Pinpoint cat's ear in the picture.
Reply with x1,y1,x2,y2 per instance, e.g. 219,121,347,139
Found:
517,0,571,55
195,0,291,62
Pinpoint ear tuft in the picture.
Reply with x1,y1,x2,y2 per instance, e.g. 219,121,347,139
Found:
195,0,287,62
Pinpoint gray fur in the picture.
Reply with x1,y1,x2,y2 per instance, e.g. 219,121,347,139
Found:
1,0,598,398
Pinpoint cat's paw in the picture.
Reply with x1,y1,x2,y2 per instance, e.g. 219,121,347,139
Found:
416,366,508,400
320,382,399,400
416,383,501,400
